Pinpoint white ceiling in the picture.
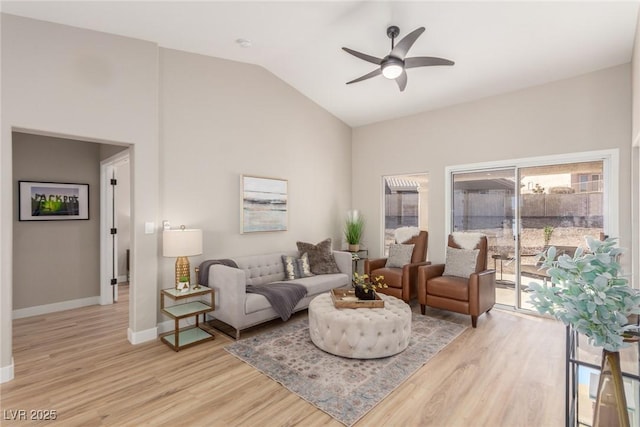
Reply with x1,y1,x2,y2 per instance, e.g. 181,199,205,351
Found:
2,1,639,127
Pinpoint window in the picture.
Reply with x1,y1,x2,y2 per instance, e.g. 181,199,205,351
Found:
382,174,428,255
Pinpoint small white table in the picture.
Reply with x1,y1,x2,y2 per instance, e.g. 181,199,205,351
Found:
308,292,411,359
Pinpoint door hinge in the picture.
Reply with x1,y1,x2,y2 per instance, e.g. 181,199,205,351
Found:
110,228,117,235
110,278,118,285
110,178,117,185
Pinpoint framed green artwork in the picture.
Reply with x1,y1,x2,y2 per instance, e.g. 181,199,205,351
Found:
19,181,89,221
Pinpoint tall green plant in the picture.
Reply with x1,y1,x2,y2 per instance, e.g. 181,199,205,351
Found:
528,237,640,351
344,211,364,245
543,226,554,245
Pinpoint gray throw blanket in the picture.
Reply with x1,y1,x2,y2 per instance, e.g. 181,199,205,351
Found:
246,282,307,321
198,259,239,286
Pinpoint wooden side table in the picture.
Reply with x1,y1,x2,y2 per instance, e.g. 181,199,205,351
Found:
160,286,215,351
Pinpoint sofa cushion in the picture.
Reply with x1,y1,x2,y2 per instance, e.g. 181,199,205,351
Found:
245,273,348,314
427,275,470,301
296,238,340,274
289,273,349,296
371,267,402,288
385,244,415,268
442,247,479,278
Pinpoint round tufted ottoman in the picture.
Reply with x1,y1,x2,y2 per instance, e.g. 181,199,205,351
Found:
308,292,411,359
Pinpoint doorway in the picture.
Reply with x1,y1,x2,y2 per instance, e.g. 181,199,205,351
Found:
100,151,131,305
449,151,615,312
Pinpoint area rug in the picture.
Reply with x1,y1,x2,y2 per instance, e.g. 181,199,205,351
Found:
225,314,467,426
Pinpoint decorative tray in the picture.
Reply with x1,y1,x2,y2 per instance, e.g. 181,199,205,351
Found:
330,288,384,309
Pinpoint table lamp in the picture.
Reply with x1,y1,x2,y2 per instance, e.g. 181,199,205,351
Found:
163,226,203,289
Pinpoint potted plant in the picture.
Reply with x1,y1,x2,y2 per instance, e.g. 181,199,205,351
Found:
177,275,190,292
528,236,640,427
543,225,554,246
352,272,387,300
344,210,364,252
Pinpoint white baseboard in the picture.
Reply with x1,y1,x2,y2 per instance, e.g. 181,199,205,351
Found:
117,275,128,283
127,326,157,344
0,358,15,384
12,296,101,319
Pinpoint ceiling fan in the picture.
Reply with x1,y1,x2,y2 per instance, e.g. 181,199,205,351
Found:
342,26,454,92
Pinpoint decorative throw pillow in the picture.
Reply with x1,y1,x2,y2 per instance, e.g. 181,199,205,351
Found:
282,255,300,280
281,253,315,280
296,252,314,278
442,247,480,278
296,238,341,275
385,244,415,268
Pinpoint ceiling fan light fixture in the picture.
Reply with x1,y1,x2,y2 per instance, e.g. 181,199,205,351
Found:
381,58,404,79
342,25,453,91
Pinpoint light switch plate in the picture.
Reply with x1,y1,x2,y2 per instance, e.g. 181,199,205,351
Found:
144,222,155,234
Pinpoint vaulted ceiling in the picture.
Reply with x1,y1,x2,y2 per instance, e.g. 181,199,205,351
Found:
2,1,638,127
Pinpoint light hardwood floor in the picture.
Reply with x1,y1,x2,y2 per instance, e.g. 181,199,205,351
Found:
1,286,565,426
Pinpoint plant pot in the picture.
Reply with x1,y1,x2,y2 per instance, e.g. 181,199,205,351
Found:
348,244,360,252
354,285,375,300
593,349,630,427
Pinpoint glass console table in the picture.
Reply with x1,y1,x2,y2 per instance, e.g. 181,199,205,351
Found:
566,323,640,427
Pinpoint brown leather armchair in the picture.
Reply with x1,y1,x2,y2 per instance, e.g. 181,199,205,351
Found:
418,234,495,328
364,230,429,303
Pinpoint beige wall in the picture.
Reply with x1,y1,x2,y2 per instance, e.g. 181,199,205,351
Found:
12,133,100,309
159,48,352,288
1,14,160,375
352,65,632,271
1,14,351,379
633,10,640,146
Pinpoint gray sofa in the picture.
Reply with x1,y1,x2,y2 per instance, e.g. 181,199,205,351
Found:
207,250,352,339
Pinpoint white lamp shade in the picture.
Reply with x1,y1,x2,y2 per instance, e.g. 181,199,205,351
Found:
163,229,203,257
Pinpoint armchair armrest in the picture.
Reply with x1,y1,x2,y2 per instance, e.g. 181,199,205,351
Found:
365,257,387,274
469,269,496,316
402,260,431,274
417,264,445,306
418,263,446,282
402,261,431,300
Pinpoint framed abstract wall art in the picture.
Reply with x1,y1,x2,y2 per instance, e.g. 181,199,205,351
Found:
241,175,288,233
19,181,89,221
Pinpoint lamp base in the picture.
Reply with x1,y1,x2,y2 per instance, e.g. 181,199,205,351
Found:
175,256,191,289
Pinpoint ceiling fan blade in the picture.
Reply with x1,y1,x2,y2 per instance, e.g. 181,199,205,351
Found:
390,27,425,60
346,68,382,85
405,56,455,68
395,70,407,92
342,47,383,65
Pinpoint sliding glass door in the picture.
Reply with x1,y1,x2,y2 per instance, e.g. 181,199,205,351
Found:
451,156,609,311
517,161,604,310
452,169,517,307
